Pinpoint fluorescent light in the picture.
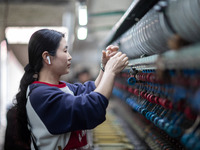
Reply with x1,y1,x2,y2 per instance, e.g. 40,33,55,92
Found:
5,27,68,44
78,5,88,26
77,27,87,40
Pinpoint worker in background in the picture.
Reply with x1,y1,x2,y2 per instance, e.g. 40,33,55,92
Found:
76,68,92,84
14,29,128,150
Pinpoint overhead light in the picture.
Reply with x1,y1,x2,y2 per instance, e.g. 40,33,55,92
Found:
77,26,87,40
5,27,68,44
78,4,88,26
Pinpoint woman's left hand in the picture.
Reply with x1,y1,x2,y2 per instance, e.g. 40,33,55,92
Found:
101,45,119,67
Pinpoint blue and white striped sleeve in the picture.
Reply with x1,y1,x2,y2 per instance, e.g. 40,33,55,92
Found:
28,85,108,135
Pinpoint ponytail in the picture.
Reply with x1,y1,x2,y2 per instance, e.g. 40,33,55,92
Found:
15,64,37,143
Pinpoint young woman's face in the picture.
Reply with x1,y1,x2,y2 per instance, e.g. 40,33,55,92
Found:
52,37,72,76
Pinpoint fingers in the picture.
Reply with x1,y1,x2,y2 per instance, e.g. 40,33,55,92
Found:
112,51,128,62
106,50,111,56
120,53,129,68
122,55,129,68
112,52,122,58
104,45,119,60
102,50,106,58
125,61,129,65
106,45,113,50
110,46,119,51
122,61,129,70
109,51,117,57
119,53,127,60
106,45,119,52
122,56,128,62
113,52,129,68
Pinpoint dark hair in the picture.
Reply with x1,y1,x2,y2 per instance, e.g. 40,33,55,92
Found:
15,29,64,143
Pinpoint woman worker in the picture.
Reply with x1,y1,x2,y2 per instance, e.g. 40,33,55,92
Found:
15,29,129,150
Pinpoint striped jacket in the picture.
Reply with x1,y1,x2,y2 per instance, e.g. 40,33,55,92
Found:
26,81,108,150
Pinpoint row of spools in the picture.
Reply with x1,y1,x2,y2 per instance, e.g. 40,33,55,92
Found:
115,0,200,59
112,70,200,150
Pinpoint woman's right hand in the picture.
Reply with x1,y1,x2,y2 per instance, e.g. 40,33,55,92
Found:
104,52,129,75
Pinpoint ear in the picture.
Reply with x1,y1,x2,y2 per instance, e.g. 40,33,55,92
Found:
42,51,51,65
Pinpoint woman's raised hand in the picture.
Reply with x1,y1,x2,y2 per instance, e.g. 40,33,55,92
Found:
102,45,119,67
105,52,129,75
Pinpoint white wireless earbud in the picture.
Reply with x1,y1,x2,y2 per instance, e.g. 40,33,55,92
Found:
47,56,51,64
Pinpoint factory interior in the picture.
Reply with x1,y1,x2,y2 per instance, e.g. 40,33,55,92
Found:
0,0,200,149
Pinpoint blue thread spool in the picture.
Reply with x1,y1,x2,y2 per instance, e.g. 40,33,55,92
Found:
181,133,193,145
166,113,184,137
167,125,182,138
154,116,161,126
150,114,158,122
141,108,148,116
127,76,136,85
186,135,199,149
158,118,168,130
146,112,152,120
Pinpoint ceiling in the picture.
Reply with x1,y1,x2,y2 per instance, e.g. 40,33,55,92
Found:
0,0,132,77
